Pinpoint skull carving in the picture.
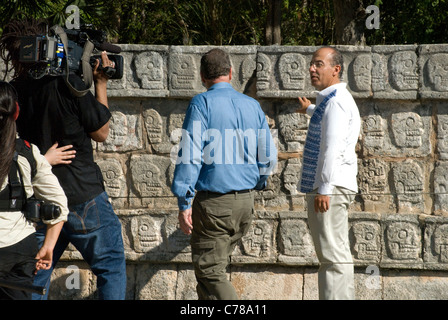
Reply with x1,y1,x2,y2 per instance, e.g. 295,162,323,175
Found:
352,222,380,260
372,53,386,91
391,112,424,148
392,161,424,208
109,111,128,147
363,115,384,149
170,54,197,89
386,221,420,260
427,53,448,91
434,224,448,263
279,53,306,90
256,53,271,91
131,216,162,252
352,54,372,91
97,159,126,198
390,51,418,91
279,219,314,257
131,161,163,197
241,220,271,257
135,51,163,89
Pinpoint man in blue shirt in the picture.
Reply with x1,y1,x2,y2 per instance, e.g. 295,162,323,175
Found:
171,48,277,300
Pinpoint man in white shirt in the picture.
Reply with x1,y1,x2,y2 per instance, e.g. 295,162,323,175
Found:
297,46,361,300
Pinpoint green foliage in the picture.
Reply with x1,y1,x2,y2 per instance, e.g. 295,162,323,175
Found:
365,0,448,44
0,0,447,45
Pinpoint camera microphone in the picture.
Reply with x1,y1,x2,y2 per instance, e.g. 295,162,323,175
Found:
98,42,121,54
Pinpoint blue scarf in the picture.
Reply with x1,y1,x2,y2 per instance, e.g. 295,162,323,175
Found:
299,89,337,193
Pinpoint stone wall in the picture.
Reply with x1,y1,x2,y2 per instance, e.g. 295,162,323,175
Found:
8,44,448,299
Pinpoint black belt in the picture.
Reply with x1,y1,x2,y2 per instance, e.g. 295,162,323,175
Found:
198,189,252,196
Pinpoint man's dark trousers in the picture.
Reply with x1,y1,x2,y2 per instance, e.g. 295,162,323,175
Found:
191,190,254,300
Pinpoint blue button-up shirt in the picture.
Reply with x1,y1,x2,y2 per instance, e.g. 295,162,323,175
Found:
171,82,277,210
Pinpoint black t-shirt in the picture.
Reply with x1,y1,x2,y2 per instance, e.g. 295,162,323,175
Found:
12,75,111,207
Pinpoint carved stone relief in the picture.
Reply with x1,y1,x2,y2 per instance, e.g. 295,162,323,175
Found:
352,54,372,92
131,215,163,253
427,53,448,92
282,159,302,196
97,158,126,199
256,53,271,91
240,220,273,259
278,53,306,90
363,114,385,151
352,221,381,261
99,110,142,152
371,53,386,91
391,112,424,149
434,161,448,214
437,114,448,159
358,158,388,204
170,53,197,90
434,224,448,263
392,161,424,212
135,51,164,89
277,104,308,152
389,51,419,91
385,221,421,261
278,219,314,257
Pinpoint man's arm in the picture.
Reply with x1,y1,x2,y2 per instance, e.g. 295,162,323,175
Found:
89,51,112,142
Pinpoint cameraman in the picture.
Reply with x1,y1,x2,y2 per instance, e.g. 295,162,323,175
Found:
0,18,126,300
0,81,68,300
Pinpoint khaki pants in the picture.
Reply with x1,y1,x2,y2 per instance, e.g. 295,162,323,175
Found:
191,190,254,300
307,186,356,300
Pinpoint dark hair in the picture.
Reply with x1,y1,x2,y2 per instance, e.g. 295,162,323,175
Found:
0,18,48,79
324,46,344,79
200,48,231,80
0,81,18,184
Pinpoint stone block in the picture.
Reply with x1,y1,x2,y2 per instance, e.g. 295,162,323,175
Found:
98,104,143,152
383,269,448,300
96,157,127,208
129,154,173,208
371,45,419,99
232,218,276,264
256,46,318,99
358,101,432,158
381,214,423,269
168,45,258,98
419,44,448,99
422,215,448,269
349,212,382,265
107,45,169,97
231,265,303,300
135,264,177,300
277,211,318,265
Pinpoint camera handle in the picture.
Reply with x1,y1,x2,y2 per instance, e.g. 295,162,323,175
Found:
50,25,94,97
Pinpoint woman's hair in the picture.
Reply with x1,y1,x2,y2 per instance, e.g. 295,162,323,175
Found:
0,81,18,185
0,18,48,79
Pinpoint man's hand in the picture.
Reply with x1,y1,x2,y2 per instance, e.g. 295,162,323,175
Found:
178,208,193,235
297,96,311,114
314,194,330,213
93,51,114,84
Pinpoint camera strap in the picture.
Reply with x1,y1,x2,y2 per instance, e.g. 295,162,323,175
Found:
0,139,36,211
50,25,94,97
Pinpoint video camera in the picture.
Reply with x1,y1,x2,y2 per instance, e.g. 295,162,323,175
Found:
18,25,123,80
